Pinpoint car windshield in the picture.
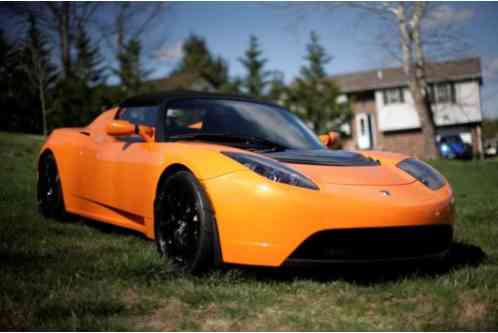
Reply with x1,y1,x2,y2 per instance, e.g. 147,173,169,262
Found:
164,99,323,150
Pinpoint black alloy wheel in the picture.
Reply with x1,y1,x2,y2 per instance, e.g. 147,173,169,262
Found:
37,152,67,220
155,171,218,274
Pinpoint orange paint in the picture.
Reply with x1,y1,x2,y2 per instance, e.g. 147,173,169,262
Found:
39,107,455,267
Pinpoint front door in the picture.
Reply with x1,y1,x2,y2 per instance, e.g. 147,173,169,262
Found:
356,113,374,150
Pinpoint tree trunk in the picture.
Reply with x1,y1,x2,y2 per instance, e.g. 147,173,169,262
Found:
396,3,438,160
411,3,438,159
409,81,438,159
39,81,48,137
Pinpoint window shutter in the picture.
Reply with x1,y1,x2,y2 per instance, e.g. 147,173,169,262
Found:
427,85,434,103
451,83,456,103
383,90,388,105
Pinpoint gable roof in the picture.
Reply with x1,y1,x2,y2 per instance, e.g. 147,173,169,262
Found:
148,71,214,91
329,57,482,94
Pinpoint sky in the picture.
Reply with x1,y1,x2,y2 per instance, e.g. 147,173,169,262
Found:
146,2,498,119
2,2,498,119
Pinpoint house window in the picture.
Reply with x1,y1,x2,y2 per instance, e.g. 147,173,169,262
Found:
383,88,405,105
429,83,456,104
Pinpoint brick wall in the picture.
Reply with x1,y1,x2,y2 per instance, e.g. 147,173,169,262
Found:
377,130,426,159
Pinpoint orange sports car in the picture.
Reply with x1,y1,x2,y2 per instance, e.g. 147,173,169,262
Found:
37,91,455,273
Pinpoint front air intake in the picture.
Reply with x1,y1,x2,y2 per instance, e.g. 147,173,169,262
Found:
288,224,453,262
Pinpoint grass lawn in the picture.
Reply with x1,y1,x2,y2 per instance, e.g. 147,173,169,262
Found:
1,130,497,331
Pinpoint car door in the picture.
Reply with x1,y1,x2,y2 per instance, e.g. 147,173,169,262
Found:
74,109,120,209
83,112,126,212
112,105,162,223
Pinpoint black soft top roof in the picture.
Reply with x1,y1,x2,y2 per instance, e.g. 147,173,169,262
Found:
120,89,280,108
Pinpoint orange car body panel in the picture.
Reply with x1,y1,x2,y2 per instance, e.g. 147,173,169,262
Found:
39,108,455,267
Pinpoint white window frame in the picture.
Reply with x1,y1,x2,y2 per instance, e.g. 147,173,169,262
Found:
383,88,404,105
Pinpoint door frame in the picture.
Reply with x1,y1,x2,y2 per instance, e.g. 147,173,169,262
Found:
356,112,375,149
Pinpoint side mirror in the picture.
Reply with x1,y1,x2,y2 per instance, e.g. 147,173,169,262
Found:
106,120,135,136
319,134,331,146
320,131,341,149
106,120,154,142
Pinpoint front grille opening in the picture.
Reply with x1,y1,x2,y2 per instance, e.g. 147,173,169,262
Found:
289,225,453,261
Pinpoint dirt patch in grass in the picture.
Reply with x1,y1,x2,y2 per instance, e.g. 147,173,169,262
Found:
139,299,187,331
457,292,489,329
197,303,234,331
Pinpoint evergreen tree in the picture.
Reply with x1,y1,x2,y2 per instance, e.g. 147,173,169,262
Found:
74,24,105,85
174,35,211,74
0,30,23,132
220,76,243,94
117,38,148,95
239,35,270,98
173,34,230,90
286,31,348,134
209,55,230,90
0,30,17,100
268,71,286,103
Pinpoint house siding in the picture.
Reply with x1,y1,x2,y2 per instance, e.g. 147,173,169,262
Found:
330,57,483,159
374,80,482,133
432,80,482,125
343,86,483,158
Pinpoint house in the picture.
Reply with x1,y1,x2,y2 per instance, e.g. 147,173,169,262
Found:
330,57,483,158
148,71,215,92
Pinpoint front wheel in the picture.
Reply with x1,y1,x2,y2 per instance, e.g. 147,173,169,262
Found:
37,152,67,220
154,171,218,274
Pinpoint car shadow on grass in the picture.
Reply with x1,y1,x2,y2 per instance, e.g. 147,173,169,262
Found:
68,218,488,285
75,217,150,240
224,242,488,285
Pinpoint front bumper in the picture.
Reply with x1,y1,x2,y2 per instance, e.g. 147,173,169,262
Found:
283,224,452,265
202,170,456,267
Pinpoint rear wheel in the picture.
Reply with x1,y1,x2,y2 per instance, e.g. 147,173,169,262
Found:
37,152,67,220
154,171,218,274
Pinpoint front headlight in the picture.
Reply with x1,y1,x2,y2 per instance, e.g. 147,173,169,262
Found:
222,151,319,190
397,158,446,190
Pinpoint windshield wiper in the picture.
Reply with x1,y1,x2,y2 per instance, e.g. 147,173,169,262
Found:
167,133,288,151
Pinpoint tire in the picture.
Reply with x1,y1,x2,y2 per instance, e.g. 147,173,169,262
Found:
37,152,67,220
154,171,218,274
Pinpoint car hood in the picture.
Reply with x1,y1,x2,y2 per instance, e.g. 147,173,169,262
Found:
172,142,416,186
265,149,416,186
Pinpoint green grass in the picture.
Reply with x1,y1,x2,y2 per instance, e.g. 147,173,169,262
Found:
1,130,498,331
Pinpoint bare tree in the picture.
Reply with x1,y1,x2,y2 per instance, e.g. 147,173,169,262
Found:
290,2,473,158
16,14,58,137
97,3,170,64
1,2,98,78
20,42,57,136
340,2,438,158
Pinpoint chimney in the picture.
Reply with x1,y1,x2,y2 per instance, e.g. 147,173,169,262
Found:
377,70,383,80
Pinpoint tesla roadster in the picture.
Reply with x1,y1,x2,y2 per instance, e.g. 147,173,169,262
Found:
37,91,455,273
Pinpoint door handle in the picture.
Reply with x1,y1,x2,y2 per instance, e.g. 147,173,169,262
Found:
80,131,91,136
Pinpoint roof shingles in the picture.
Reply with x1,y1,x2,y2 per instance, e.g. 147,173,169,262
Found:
329,57,481,93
